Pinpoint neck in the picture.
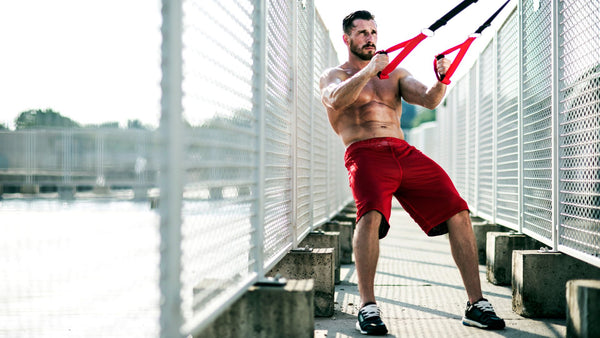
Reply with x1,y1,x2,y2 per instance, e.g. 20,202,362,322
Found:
347,53,370,70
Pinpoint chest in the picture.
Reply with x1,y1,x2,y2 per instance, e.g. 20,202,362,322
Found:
355,78,399,105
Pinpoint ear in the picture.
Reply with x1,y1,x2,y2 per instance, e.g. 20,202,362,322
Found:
343,34,349,46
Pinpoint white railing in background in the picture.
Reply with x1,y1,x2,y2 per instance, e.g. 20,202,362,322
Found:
159,0,351,337
407,0,600,271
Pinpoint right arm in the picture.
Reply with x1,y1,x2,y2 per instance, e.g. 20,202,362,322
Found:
319,54,389,111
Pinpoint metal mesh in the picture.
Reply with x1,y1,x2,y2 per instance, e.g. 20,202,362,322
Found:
521,0,553,243
181,0,258,329
311,14,330,225
467,64,478,211
495,9,520,229
262,0,294,268
437,95,453,176
439,1,600,267
295,0,314,241
454,77,469,198
477,41,495,220
558,0,600,258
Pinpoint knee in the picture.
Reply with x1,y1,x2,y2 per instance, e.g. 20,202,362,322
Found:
356,210,382,233
447,210,472,232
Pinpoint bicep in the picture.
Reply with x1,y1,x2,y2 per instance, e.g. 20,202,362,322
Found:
398,74,428,106
320,71,343,107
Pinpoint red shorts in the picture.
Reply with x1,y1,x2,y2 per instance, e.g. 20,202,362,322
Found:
344,137,469,238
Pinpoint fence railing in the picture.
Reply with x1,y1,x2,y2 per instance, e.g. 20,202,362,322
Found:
407,0,600,269
160,0,350,336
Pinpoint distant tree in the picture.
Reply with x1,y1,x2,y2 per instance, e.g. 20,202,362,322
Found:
98,122,119,129
15,109,80,129
0,123,8,130
127,119,146,129
412,107,436,128
400,101,416,129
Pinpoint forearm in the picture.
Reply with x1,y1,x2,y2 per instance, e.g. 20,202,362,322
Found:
422,80,447,109
325,67,374,110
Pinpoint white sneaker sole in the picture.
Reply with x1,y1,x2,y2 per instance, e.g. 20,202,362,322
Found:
356,321,367,334
462,316,488,328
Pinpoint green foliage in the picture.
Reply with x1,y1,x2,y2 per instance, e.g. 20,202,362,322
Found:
14,109,80,129
127,119,146,129
412,107,436,128
0,123,8,130
400,101,416,129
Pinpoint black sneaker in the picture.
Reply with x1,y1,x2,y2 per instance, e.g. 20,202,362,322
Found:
462,298,506,330
355,303,388,335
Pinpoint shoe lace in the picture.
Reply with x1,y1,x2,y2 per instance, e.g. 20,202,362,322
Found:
473,300,495,313
361,304,382,319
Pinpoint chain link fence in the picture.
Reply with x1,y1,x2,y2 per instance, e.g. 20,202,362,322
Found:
408,0,600,269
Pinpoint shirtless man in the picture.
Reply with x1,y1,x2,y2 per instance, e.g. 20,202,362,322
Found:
320,10,505,335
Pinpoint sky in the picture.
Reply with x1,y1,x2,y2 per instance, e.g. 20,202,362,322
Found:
0,0,515,129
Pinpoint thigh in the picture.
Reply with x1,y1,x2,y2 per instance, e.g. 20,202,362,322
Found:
345,146,401,229
395,148,468,235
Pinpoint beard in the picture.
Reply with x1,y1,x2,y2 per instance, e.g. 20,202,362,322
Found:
349,40,376,61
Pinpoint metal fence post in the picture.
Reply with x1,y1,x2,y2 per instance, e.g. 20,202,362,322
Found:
291,0,299,248
492,31,499,225
253,0,267,279
159,0,184,336
551,0,561,250
518,0,524,234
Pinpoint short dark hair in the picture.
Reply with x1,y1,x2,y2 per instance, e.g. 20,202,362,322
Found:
343,10,375,35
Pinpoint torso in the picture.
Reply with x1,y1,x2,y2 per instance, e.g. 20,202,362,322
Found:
327,64,405,147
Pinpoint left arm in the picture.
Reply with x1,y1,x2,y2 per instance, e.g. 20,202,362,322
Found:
398,57,451,110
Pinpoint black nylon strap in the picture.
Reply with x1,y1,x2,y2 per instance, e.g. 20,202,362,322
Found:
474,0,511,34
428,0,479,32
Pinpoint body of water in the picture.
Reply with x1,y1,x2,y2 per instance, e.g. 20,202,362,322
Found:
0,199,161,337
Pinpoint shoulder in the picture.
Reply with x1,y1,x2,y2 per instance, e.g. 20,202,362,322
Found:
390,67,412,81
320,65,349,81
319,65,350,88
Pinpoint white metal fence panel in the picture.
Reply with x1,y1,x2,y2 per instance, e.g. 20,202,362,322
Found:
440,0,600,268
311,13,331,225
295,0,315,241
557,0,600,265
467,64,479,212
179,0,258,334
521,0,554,244
164,0,347,336
262,0,294,269
454,77,469,198
438,93,454,176
476,41,495,220
495,9,520,229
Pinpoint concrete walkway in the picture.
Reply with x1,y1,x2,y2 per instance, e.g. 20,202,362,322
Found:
315,206,566,338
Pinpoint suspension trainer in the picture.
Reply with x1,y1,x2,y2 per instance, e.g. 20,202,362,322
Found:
434,0,511,84
377,0,479,79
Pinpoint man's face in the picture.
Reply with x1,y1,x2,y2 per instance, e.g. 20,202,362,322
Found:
346,19,378,61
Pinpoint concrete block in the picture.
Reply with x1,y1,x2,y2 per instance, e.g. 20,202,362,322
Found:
332,213,356,226
198,279,314,338
57,186,75,200
299,231,341,284
472,221,510,265
133,186,148,201
342,204,357,214
321,221,354,264
267,248,335,317
20,184,40,194
512,250,600,318
486,232,542,285
567,279,600,338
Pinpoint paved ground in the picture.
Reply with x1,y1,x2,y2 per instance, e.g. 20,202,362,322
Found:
315,207,566,338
